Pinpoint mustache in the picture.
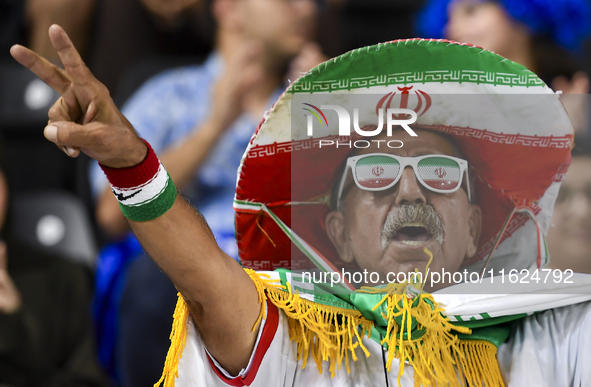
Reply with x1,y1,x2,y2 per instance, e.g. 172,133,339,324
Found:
381,203,445,248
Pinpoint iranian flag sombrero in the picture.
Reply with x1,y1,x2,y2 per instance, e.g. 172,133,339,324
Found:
233,39,573,277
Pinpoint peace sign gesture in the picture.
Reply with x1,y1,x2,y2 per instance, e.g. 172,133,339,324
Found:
10,25,147,168
10,26,263,376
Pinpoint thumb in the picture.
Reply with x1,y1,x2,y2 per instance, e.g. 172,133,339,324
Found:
44,121,95,154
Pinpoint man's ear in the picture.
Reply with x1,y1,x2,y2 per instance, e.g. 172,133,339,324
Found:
465,204,482,259
325,210,354,263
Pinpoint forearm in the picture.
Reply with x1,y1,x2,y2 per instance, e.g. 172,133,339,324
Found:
100,169,261,373
128,196,261,373
97,140,260,371
128,196,229,295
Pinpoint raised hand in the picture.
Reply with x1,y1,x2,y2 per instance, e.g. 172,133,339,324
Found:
10,24,147,168
208,41,264,133
10,25,261,376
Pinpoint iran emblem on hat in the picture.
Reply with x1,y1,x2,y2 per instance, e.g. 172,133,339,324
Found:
376,86,432,118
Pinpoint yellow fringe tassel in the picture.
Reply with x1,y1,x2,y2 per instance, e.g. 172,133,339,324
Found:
245,269,374,377
154,293,190,387
376,291,472,387
154,269,505,387
456,340,506,387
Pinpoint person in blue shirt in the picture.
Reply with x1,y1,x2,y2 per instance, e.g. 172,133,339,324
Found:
90,0,322,258
88,0,324,385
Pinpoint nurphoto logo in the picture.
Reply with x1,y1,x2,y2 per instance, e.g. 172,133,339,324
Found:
303,87,433,149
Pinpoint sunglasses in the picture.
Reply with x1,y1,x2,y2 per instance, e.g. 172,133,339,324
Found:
336,154,471,209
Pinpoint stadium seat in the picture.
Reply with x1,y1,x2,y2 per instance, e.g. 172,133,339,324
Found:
9,190,98,269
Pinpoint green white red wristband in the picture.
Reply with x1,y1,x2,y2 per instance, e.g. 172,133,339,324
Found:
100,140,177,221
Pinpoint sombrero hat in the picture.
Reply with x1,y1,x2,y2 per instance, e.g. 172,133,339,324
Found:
234,39,573,278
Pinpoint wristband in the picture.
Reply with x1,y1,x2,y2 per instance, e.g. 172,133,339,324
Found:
100,140,177,221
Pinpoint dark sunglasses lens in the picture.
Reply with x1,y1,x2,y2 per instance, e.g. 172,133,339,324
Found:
417,157,461,190
354,156,400,189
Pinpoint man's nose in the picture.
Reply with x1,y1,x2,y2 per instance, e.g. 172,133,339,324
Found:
394,167,427,206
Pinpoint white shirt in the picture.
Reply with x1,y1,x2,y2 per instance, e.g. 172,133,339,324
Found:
174,299,591,386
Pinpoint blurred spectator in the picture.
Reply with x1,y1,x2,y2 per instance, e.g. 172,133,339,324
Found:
0,133,111,386
416,0,591,92
0,0,95,63
547,138,591,274
90,0,322,247
89,0,323,385
417,0,591,137
89,0,213,95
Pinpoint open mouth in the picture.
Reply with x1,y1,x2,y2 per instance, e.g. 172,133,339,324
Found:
381,204,445,249
392,223,432,246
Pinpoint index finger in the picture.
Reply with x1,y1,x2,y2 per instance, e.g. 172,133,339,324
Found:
48,24,95,84
10,44,71,95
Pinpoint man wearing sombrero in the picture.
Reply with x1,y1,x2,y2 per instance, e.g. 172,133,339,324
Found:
10,25,591,387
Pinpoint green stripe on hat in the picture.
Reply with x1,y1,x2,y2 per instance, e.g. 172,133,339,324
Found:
290,39,545,93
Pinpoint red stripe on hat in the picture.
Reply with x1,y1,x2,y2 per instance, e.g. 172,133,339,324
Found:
99,139,159,189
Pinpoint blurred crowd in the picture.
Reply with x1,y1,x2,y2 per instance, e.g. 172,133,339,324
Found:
1,0,591,386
